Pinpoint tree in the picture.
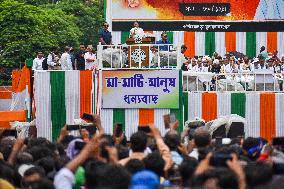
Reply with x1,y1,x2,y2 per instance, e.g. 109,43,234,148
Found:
0,0,82,84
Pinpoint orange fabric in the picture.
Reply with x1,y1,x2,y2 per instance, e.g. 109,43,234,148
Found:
260,93,276,141
138,109,154,126
12,66,31,93
0,110,26,128
0,91,12,99
225,32,236,52
267,32,277,53
184,32,195,58
12,70,21,92
80,71,93,117
202,93,217,122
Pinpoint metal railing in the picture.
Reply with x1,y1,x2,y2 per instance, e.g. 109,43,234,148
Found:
97,43,182,69
182,71,284,92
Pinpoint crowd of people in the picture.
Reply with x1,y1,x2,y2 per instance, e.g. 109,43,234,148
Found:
1,115,284,189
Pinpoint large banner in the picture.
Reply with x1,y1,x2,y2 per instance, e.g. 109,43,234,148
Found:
102,70,180,108
111,0,284,31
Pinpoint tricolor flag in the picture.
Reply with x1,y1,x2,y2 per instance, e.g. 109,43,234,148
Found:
184,92,284,141
34,71,95,141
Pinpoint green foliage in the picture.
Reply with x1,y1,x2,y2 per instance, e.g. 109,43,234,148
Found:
0,0,104,85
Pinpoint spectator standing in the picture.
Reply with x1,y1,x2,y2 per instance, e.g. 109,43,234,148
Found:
69,47,76,70
60,46,73,70
84,45,96,70
32,51,45,70
75,45,86,70
99,22,112,46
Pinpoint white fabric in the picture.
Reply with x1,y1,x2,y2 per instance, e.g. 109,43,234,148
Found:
278,32,284,59
195,32,205,56
125,109,139,140
65,71,80,125
84,52,96,70
236,32,246,54
130,27,144,38
188,92,202,120
276,93,284,136
100,109,113,135
54,168,74,189
154,31,163,42
154,109,171,137
32,57,44,70
112,31,122,45
256,32,267,55
173,31,184,46
215,32,226,56
10,89,28,110
245,93,260,137
0,99,11,111
60,52,73,70
217,92,231,117
35,72,52,140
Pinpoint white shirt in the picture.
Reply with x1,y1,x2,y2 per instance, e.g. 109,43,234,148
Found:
130,27,144,38
189,148,199,160
60,52,73,70
32,57,44,70
54,168,74,189
84,52,96,70
47,53,56,67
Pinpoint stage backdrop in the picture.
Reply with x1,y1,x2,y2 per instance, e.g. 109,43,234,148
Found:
109,0,284,31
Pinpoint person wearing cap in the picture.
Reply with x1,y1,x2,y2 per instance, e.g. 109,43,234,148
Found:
156,32,170,51
32,51,45,70
131,170,160,189
84,45,96,70
130,21,144,39
60,46,73,70
99,22,112,46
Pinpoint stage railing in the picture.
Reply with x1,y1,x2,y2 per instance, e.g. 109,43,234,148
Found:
97,43,182,69
182,71,284,92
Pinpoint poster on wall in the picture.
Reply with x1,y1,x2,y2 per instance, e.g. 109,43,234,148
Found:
111,0,284,31
101,70,180,109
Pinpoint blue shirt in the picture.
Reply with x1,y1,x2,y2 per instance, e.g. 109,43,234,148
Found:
156,40,170,51
99,29,112,45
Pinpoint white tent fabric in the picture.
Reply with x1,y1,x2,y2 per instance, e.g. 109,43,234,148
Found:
35,72,52,140
215,32,226,56
125,109,139,140
236,32,246,54
188,93,202,120
276,93,284,137
65,71,80,125
217,92,231,117
245,93,260,137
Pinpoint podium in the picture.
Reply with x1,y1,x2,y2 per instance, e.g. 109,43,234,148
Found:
126,37,155,67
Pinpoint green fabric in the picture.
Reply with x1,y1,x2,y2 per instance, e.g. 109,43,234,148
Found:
205,32,215,57
166,32,173,43
183,92,188,124
231,93,246,118
26,58,33,68
74,166,85,189
50,71,66,141
170,70,183,133
113,109,126,132
121,31,130,44
103,0,107,20
246,32,256,58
